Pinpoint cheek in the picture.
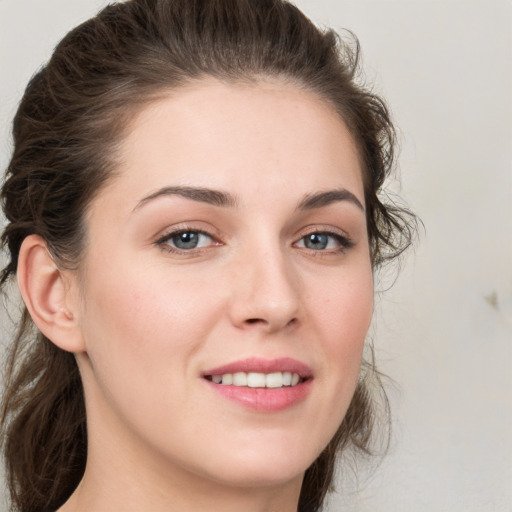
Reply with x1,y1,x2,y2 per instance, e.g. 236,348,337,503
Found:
76,260,228,435
312,262,373,343
81,263,224,364
283,261,373,460
308,262,374,397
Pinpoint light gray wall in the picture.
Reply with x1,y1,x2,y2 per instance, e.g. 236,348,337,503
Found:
1,1,511,511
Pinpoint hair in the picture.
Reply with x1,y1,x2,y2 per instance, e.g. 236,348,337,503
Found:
0,0,416,510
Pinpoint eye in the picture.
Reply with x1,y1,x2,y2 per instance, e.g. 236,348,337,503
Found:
157,229,215,252
295,231,353,252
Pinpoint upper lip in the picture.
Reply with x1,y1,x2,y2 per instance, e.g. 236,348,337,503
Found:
202,357,313,378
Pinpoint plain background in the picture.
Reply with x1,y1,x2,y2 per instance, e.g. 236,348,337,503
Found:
0,1,511,511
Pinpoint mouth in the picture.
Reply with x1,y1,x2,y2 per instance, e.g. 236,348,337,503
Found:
203,371,307,388
201,358,313,412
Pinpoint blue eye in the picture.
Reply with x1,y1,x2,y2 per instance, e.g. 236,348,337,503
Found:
159,230,213,251
303,233,330,250
296,232,352,252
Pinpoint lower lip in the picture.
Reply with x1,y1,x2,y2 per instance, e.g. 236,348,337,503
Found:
204,379,313,412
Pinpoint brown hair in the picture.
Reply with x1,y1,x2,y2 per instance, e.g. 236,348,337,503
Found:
0,0,416,510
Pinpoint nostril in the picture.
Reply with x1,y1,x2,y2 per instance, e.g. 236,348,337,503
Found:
244,317,298,329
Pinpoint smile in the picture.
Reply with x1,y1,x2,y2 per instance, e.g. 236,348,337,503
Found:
202,358,313,412
205,371,303,388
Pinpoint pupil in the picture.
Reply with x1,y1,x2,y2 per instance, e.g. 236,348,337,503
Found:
173,232,199,249
306,233,328,250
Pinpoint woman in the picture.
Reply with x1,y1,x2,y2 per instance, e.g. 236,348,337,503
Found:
0,0,415,511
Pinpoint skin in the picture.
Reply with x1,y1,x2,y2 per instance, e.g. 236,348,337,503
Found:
22,79,374,512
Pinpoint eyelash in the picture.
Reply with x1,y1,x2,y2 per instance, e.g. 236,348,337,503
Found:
294,229,354,255
155,227,354,256
156,227,218,255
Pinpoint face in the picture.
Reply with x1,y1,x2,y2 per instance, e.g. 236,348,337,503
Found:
72,79,373,491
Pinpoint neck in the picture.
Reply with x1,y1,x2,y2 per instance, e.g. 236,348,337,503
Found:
61,468,302,512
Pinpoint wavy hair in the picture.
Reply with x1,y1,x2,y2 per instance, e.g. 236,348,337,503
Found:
0,1,416,510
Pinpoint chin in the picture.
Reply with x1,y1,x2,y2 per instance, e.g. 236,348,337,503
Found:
187,436,322,489
206,458,307,490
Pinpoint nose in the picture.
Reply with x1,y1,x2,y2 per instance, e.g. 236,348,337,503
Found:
228,246,301,333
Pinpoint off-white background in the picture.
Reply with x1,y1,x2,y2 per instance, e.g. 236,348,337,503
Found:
1,1,511,511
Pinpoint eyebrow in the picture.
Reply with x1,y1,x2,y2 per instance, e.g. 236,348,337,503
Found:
134,186,238,211
297,189,365,212
134,185,364,212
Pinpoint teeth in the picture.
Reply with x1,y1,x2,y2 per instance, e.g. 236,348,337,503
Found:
233,372,247,386
266,372,282,388
210,371,303,388
247,372,266,388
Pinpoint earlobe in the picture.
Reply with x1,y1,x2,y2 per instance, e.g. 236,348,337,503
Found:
17,234,85,353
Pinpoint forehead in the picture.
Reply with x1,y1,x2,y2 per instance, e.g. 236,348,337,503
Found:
97,78,364,212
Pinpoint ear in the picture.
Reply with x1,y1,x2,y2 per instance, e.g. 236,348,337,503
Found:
17,234,86,353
